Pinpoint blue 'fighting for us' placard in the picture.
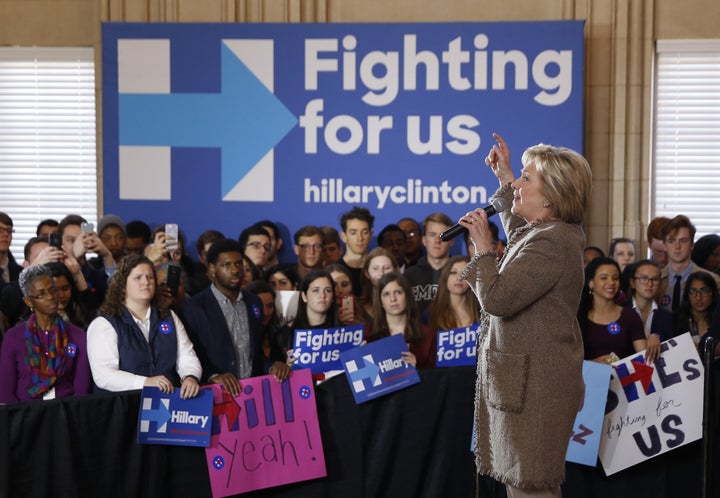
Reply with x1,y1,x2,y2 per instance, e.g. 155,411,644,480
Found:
101,22,584,252
291,324,365,374
436,323,481,367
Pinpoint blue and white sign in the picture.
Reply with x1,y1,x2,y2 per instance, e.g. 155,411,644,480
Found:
101,22,584,254
436,323,480,367
565,361,612,466
340,334,421,404
291,323,365,374
599,333,703,475
138,386,215,447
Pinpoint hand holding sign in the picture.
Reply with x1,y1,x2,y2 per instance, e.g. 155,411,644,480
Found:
145,375,174,394
205,369,326,497
211,373,241,398
598,333,703,475
292,324,364,373
340,334,421,404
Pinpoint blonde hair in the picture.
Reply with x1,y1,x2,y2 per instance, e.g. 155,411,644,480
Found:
522,144,592,224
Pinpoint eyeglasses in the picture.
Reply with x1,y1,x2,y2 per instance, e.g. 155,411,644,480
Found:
688,287,712,296
298,243,322,252
634,275,661,285
28,287,58,300
0,227,14,235
246,242,271,252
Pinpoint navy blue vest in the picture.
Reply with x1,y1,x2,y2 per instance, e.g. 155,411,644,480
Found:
104,307,180,385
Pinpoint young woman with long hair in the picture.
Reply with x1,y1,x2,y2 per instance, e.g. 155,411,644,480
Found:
326,263,363,325
357,247,399,323
428,255,481,332
577,257,647,363
368,272,435,368
674,271,718,345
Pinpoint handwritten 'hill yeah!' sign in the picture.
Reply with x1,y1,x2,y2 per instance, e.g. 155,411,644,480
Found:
101,22,583,245
205,369,325,497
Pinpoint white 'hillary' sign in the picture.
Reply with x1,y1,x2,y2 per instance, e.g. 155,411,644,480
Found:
599,332,704,475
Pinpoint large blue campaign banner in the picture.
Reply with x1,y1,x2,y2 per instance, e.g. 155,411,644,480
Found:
102,22,584,253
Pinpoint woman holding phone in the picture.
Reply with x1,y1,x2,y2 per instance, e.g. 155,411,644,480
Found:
326,263,363,325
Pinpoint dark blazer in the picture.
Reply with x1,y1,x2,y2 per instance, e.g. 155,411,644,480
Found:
650,307,676,341
0,254,22,296
180,286,266,382
623,302,675,341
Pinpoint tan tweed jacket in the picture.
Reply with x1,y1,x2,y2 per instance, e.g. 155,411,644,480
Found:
463,186,585,489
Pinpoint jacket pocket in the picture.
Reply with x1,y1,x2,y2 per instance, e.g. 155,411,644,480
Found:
482,348,529,413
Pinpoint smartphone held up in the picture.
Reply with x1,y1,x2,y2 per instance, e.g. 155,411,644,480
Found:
165,223,179,251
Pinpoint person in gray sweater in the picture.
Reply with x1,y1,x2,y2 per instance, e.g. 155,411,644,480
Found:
459,133,592,498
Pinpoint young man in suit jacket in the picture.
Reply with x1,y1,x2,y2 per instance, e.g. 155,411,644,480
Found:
181,239,289,397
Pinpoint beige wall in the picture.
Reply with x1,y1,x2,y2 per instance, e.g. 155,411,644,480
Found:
1,0,719,250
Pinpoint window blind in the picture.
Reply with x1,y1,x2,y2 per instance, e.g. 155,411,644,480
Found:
654,40,720,236
0,47,97,261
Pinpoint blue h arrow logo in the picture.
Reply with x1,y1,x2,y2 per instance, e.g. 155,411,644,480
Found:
346,355,382,393
140,397,172,433
118,39,297,201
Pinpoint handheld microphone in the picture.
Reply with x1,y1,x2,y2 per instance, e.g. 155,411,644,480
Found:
440,197,509,242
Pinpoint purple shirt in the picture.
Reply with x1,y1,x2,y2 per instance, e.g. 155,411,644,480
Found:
0,320,91,403
583,306,646,360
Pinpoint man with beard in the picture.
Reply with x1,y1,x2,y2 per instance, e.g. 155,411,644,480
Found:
181,239,288,396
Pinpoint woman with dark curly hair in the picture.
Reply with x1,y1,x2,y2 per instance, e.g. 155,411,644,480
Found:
86,254,201,398
265,263,299,291
577,257,648,363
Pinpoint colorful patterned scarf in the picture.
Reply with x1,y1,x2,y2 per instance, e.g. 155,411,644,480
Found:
24,313,68,398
